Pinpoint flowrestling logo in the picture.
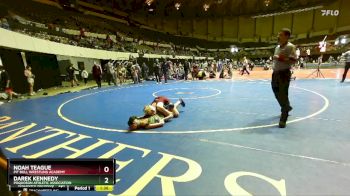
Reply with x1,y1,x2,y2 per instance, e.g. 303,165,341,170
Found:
321,10,339,16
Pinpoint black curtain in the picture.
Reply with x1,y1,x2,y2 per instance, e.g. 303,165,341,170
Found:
0,48,26,93
25,52,61,91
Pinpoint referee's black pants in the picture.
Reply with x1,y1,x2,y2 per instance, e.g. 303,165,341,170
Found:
271,69,292,113
341,62,350,82
154,72,161,83
162,70,168,83
184,69,189,80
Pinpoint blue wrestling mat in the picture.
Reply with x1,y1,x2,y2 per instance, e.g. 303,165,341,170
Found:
0,79,350,195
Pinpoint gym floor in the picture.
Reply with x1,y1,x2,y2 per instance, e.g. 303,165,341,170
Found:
0,68,349,195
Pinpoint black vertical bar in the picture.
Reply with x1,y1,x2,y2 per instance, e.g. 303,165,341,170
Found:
113,159,116,184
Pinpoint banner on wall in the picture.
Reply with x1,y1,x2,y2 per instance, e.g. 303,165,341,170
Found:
20,52,28,68
0,28,209,61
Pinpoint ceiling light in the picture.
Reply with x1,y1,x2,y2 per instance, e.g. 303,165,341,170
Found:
175,2,181,10
230,46,238,53
145,0,153,6
335,39,339,45
341,38,347,44
203,4,210,11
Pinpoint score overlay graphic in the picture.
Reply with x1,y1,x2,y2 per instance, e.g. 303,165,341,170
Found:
7,159,115,192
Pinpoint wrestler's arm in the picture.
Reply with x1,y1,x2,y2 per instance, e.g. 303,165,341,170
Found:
156,106,174,121
145,119,165,129
163,114,173,122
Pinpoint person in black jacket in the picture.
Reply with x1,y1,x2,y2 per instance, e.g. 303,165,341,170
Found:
161,58,171,83
66,63,79,87
153,59,161,83
141,62,149,80
184,60,190,80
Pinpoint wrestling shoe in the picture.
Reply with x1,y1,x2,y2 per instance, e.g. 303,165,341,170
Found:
279,112,289,128
179,98,185,107
279,121,286,128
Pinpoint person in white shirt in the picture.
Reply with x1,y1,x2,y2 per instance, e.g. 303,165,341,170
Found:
81,68,89,85
341,50,350,83
240,57,250,75
24,65,35,96
106,60,116,85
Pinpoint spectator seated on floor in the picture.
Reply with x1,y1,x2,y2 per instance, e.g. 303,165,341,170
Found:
209,70,216,78
248,63,255,71
219,68,226,78
264,64,270,70
0,89,23,103
0,66,24,103
197,69,206,80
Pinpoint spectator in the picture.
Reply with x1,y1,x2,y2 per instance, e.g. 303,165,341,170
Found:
106,35,113,49
1,18,10,30
240,56,250,75
92,62,103,88
153,59,161,83
141,62,149,80
106,60,116,85
0,65,21,102
135,61,142,83
227,62,233,78
264,64,270,70
161,59,171,83
299,57,305,69
117,63,127,85
249,62,255,71
184,60,190,80
66,63,79,87
192,63,199,80
131,62,139,84
79,27,86,38
24,65,35,96
173,63,180,80
217,60,223,73
81,67,89,85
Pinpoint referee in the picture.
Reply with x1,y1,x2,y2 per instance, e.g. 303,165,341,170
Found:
341,49,350,83
272,28,297,128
